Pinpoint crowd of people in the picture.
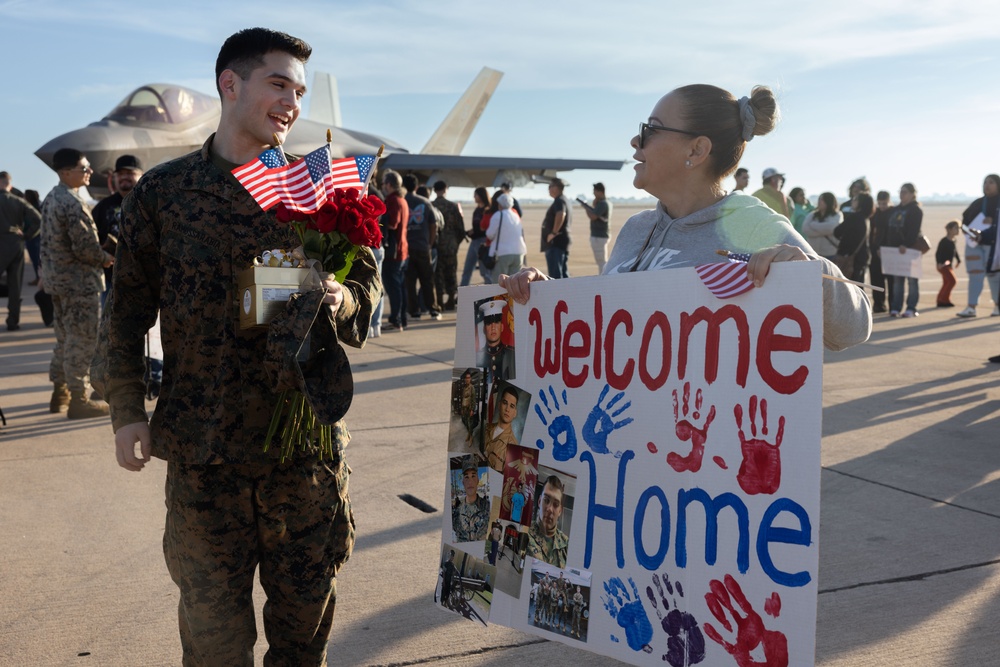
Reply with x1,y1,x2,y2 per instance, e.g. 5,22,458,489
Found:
734,169,1000,332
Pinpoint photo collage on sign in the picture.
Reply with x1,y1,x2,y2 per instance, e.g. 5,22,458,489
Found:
441,288,593,633
440,292,535,623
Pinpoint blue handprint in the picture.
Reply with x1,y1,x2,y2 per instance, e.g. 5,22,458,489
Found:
645,572,706,666
603,576,653,654
582,384,634,456
534,385,577,462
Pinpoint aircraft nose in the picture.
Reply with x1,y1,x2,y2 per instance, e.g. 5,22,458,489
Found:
35,125,125,174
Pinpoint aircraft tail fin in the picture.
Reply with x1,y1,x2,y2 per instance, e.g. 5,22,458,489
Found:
421,67,503,155
309,72,342,127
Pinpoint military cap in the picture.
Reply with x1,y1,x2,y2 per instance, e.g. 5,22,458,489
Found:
479,299,505,323
460,454,483,473
263,289,353,424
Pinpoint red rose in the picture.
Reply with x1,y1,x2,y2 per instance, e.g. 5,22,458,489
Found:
360,194,386,218
363,216,383,248
314,200,340,234
275,203,305,224
340,205,364,240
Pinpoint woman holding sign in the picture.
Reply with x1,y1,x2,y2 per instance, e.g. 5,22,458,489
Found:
501,84,871,350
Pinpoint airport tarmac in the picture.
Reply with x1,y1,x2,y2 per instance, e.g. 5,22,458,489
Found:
1,203,999,666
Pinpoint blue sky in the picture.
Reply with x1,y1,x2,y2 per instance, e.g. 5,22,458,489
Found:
1,0,998,203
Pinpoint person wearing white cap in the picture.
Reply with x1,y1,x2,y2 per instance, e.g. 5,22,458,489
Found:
752,167,789,217
477,298,514,423
484,193,527,282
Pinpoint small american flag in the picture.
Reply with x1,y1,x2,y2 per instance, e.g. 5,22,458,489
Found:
695,252,754,299
231,147,288,210
331,155,375,191
233,145,376,213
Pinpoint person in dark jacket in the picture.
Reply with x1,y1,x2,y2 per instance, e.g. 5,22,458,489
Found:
868,191,894,313
884,183,923,317
834,192,872,283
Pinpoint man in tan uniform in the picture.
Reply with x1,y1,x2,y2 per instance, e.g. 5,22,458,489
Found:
40,149,113,418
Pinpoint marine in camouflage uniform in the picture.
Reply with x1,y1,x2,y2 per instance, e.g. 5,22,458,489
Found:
571,587,585,637
452,455,489,541
92,131,380,664
41,170,112,416
431,184,466,311
527,520,569,569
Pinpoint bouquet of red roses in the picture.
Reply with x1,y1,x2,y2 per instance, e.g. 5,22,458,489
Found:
274,187,385,281
262,188,385,461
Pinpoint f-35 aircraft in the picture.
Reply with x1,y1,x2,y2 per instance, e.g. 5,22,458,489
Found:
35,67,623,196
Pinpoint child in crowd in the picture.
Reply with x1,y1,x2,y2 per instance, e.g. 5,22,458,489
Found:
936,220,961,307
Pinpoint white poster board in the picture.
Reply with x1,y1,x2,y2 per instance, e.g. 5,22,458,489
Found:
879,247,923,278
439,262,824,666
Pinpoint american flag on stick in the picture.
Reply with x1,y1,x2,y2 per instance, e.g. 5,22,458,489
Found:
695,251,755,299
232,144,375,214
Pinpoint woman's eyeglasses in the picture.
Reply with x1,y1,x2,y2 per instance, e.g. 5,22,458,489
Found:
638,122,698,148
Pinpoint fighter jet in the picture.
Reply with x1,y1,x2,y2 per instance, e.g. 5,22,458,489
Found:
35,67,623,197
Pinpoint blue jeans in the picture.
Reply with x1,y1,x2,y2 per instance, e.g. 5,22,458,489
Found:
382,258,407,326
545,245,569,279
461,237,491,285
890,275,919,313
370,247,384,331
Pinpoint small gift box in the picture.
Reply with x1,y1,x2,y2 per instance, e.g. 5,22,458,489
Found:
238,248,314,329
238,264,312,329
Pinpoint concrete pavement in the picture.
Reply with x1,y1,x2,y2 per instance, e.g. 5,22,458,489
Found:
1,222,999,666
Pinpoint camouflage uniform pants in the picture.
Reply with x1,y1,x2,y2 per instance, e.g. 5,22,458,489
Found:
164,453,355,667
49,291,100,393
434,247,459,306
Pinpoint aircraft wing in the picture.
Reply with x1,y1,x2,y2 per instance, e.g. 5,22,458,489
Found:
380,153,624,188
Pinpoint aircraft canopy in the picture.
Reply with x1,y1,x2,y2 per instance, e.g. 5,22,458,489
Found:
105,84,219,125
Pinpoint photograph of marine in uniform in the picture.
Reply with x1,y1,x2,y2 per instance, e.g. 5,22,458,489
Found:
483,499,531,598
473,295,514,425
526,466,576,568
471,381,530,472
447,367,483,453
527,561,592,642
450,454,490,543
434,543,496,626
499,444,538,526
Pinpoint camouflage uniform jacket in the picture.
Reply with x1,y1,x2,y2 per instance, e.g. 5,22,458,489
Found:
92,136,381,464
432,196,465,255
40,183,105,297
452,493,490,542
527,522,569,568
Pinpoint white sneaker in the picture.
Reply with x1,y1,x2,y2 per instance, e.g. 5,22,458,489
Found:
992,305,1000,317
956,306,977,318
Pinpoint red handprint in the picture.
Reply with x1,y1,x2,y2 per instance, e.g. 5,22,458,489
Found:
667,383,716,473
734,396,784,495
703,574,788,667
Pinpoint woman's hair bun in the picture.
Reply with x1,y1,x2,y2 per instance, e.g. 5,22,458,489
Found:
748,86,778,137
